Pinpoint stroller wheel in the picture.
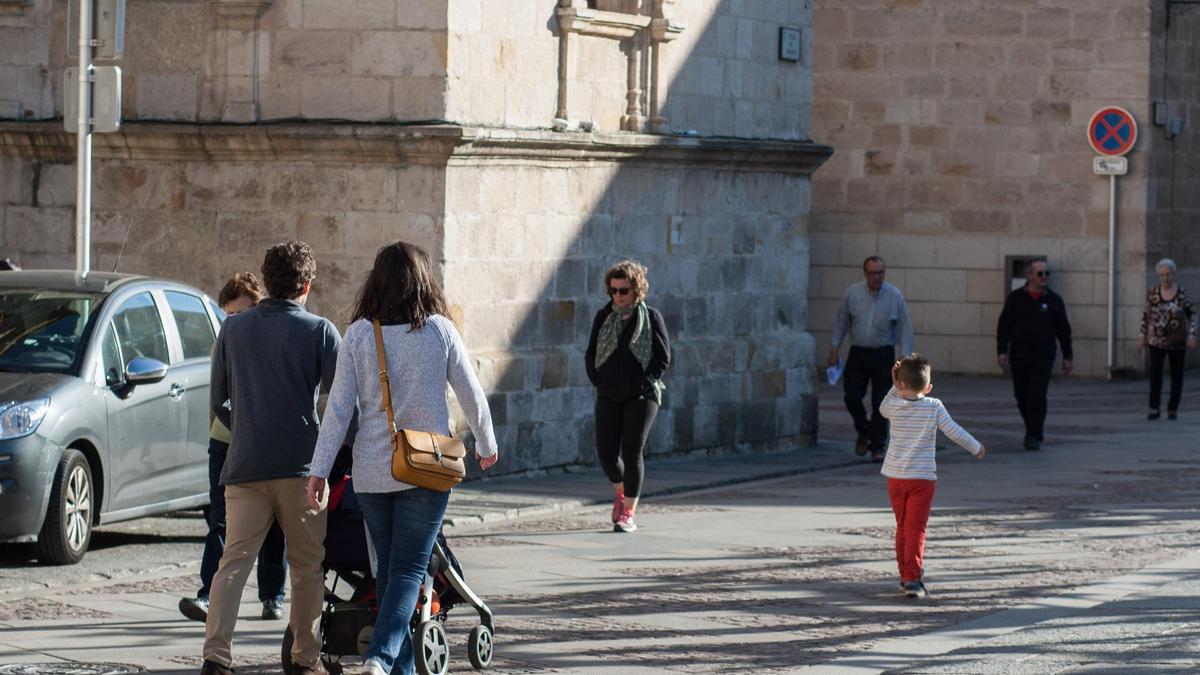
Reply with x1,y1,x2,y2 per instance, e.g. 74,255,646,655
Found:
415,620,450,675
357,623,373,656
467,624,494,669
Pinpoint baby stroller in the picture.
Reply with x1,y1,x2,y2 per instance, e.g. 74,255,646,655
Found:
281,471,495,675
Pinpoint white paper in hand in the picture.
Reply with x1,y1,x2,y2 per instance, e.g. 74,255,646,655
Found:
826,359,844,386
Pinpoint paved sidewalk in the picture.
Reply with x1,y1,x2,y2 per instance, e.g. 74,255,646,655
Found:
447,370,1189,529
444,443,858,529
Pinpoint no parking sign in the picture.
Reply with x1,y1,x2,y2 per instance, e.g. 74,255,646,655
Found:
1087,106,1137,156
1087,105,1137,375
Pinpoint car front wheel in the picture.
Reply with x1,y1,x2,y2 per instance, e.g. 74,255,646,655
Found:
36,449,93,565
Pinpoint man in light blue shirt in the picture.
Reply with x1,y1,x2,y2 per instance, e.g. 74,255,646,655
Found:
828,256,913,461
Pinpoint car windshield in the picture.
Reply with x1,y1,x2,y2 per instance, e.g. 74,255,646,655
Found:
0,288,104,374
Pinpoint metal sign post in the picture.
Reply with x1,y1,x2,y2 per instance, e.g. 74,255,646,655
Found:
66,0,124,276
74,0,92,275
1087,107,1137,375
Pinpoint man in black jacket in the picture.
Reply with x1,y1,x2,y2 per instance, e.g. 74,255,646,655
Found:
996,258,1073,451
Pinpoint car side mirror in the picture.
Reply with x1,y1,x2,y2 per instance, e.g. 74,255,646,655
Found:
125,357,168,385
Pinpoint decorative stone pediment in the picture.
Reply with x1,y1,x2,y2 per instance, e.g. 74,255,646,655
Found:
554,0,685,133
557,5,650,40
211,0,272,19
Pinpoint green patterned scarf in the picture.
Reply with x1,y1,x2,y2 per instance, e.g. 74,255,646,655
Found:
594,301,665,403
595,301,648,368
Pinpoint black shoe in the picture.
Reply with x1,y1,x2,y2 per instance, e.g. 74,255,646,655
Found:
1023,437,1041,451
855,432,869,456
870,448,885,463
1168,411,1178,420
1149,409,1161,420
261,599,284,620
904,581,928,598
199,660,235,675
179,596,209,622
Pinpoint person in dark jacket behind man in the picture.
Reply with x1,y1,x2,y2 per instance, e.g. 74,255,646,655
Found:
996,257,1073,451
201,241,342,675
585,260,670,534
179,272,288,624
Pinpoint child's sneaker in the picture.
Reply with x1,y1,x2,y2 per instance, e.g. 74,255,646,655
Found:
903,581,928,598
614,510,637,533
611,494,624,524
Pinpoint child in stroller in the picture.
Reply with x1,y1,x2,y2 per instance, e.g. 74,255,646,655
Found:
282,463,494,675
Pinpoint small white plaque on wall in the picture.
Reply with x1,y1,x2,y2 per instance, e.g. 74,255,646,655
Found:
778,26,801,62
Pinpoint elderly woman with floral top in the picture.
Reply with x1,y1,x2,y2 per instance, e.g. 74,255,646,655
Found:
1139,258,1198,420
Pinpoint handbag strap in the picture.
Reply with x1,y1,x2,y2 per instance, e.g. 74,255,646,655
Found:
372,320,398,434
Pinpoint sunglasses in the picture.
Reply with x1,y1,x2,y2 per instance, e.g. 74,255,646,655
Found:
1034,271,1050,278
608,287,632,296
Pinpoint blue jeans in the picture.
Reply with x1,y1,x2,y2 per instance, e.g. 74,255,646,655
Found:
357,488,450,675
199,439,288,602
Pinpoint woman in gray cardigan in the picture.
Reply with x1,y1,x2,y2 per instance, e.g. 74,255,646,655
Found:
307,241,499,675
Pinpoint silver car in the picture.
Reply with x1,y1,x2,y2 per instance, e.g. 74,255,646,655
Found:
0,271,221,564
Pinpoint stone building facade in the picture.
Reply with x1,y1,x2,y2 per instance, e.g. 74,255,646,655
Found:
0,0,830,474
809,0,1199,377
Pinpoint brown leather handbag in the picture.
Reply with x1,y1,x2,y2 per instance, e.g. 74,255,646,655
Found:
372,320,466,492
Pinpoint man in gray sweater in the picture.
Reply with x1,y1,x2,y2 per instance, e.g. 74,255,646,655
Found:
201,241,340,675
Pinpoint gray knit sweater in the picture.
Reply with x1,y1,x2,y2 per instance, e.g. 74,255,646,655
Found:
308,316,497,493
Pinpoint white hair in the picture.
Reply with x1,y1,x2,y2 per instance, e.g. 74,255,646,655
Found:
1156,258,1177,274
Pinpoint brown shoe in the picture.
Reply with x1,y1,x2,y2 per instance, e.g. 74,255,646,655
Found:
199,660,235,675
293,661,330,675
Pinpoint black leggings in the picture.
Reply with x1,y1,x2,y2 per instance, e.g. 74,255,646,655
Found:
595,396,659,499
1148,346,1186,412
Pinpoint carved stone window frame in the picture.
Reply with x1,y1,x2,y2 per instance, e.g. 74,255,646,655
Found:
555,0,684,133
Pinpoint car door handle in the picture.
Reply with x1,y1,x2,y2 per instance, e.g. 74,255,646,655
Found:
168,383,186,399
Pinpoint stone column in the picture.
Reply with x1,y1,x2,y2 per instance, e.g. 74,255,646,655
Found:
621,33,644,131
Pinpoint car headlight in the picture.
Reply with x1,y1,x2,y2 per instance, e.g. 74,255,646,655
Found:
0,399,50,440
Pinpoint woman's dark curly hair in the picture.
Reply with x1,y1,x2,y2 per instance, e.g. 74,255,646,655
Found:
260,240,317,299
352,241,450,330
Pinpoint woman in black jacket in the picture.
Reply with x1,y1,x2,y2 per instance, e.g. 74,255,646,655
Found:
585,260,670,533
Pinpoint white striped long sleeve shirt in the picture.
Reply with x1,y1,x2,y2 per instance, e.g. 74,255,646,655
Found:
878,386,981,481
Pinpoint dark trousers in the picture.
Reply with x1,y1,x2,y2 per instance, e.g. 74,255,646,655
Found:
1148,346,1186,412
595,395,659,499
199,439,287,601
1010,356,1054,441
843,345,894,450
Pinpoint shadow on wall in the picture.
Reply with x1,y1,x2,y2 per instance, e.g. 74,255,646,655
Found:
456,0,820,477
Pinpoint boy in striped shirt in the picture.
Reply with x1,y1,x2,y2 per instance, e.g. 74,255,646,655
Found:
879,354,986,598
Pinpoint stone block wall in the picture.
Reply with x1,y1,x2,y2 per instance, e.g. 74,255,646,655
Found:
809,0,1156,377
441,136,822,472
7,0,449,123
1148,4,1200,269
0,1,55,120
1,124,830,476
445,0,813,138
0,126,447,322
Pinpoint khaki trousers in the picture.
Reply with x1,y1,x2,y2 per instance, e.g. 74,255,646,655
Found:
203,477,327,668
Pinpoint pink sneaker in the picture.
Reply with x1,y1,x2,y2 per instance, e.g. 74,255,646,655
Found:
611,494,624,524
614,510,637,533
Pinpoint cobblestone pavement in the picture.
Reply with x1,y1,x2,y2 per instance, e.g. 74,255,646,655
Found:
445,375,1200,673
0,374,1198,673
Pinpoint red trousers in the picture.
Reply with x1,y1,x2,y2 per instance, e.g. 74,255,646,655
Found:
887,478,936,583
